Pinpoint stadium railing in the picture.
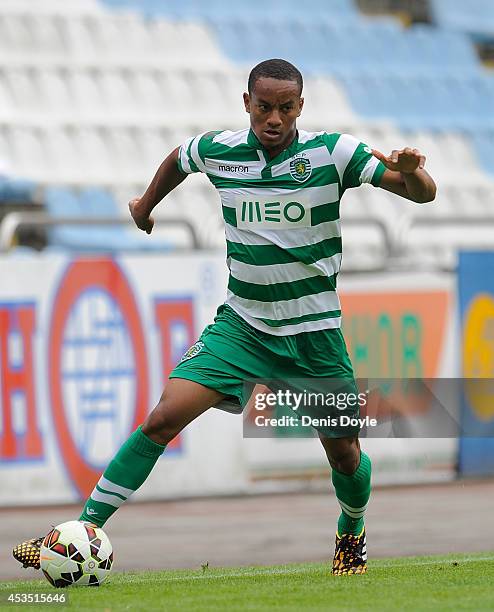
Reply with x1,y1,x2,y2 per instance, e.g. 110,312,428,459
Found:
0,212,199,252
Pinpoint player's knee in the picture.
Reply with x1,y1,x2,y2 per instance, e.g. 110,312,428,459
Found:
323,437,360,475
141,397,181,445
331,450,359,475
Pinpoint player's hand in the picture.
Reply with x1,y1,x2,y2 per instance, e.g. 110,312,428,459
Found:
372,148,426,174
128,197,154,234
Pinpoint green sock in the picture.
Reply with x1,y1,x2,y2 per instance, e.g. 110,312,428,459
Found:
79,426,166,527
331,451,371,536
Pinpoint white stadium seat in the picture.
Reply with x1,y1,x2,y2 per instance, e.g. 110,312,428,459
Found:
0,70,15,122
149,20,229,69
8,127,47,181
404,131,488,186
106,127,146,183
302,76,357,126
74,127,114,183
69,69,104,121
130,71,169,118
406,222,494,270
0,14,32,62
99,70,139,122
25,14,66,60
60,16,99,62
37,69,74,121
42,126,81,183
91,13,153,63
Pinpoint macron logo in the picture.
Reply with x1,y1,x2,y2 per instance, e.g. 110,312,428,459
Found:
218,164,249,173
86,508,98,516
205,158,262,179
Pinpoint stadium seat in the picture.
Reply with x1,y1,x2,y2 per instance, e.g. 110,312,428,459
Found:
0,14,32,62
4,69,41,118
105,127,146,183
302,76,357,126
0,72,14,122
41,127,81,183
402,131,490,186
468,129,494,175
26,14,66,60
75,128,114,183
337,72,494,131
339,220,390,271
406,25,479,74
69,70,104,121
91,13,153,62
406,221,494,270
79,186,170,251
36,69,74,122
44,186,104,250
431,0,494,42
44,186,172,251
0,176,36,203
8,127,48,182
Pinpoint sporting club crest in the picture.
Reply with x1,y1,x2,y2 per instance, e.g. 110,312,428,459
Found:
179,341,204,362
290,157,312,182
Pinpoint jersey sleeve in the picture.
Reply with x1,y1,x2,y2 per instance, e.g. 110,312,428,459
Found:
176,131,218,175
328,133,386,190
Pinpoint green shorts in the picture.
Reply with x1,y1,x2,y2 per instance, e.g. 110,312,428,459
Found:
169,304,360,438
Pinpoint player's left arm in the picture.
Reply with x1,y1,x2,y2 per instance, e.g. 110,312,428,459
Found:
372,147,436,203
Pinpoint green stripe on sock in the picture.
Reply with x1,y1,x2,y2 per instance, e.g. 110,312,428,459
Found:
95,484,127,501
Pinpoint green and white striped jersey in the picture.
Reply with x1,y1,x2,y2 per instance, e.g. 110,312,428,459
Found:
177,128,386,336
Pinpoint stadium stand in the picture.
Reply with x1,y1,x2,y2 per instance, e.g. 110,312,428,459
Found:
0,0,493,268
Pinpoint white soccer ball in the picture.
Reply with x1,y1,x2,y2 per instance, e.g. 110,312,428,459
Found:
40,520,113,588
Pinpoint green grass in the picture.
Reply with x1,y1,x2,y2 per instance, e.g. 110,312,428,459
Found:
1,552,494,611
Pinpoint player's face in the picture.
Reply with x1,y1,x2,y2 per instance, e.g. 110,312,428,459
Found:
244,77,303,157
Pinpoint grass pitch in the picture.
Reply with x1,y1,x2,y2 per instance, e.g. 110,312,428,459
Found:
1,552,493,611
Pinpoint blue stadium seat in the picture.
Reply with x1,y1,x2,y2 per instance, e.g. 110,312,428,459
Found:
210,17,304,67
44,187,170,252
207,20,245,63
337,70,494,131
431,0,494,43
78,188,171,251
44,186,108,251
0,176,36,203
407,25,479,75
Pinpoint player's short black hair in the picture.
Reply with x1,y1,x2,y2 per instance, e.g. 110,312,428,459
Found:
248,59,303,95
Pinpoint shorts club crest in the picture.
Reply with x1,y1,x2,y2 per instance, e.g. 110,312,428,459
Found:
179,341,205,362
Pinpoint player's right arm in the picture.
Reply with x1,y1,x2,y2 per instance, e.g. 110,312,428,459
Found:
129,147,188,234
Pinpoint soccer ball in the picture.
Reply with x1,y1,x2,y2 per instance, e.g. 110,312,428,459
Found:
40,520,113,588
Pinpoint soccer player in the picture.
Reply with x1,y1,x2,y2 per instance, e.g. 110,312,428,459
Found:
13,59,436,575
